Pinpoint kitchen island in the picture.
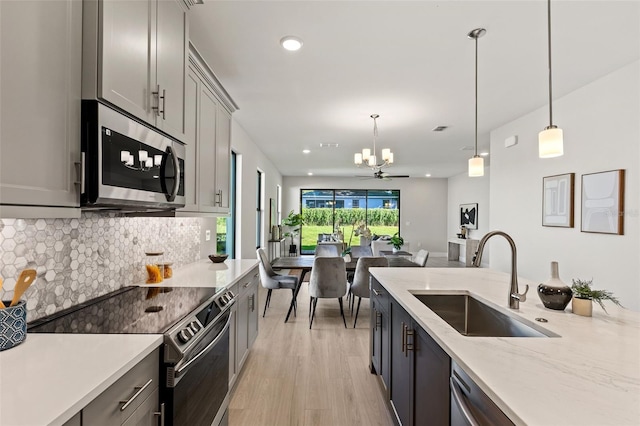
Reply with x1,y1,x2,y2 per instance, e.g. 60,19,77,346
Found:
369,267,640,425
0,259,258,426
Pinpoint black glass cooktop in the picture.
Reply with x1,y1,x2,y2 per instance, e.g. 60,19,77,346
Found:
28,286,221,334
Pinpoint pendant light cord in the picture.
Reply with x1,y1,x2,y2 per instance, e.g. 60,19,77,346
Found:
474,35,479,157
547,0,554,127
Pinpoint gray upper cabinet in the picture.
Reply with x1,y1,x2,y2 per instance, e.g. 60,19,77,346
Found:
179,45,238,216
84,0,188,142
0,0,82,218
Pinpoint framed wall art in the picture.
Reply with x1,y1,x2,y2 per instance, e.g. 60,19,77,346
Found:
581,169,625,235
460,203,478,230
542,173,574,227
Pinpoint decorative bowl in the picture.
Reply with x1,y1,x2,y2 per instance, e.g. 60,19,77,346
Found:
208,254,228,263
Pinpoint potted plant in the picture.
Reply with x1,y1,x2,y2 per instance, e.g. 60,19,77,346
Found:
282,210,304,255
570,278,622,317
388,232,404,252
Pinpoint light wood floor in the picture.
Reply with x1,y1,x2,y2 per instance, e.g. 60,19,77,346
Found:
229,280,394,426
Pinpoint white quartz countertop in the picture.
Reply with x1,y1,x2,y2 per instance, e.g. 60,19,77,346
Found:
369,267,640,426
141,258,258,288
0,334,162,426
0,258,259,426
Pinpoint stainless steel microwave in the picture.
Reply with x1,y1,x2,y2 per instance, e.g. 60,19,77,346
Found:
81,101,185,210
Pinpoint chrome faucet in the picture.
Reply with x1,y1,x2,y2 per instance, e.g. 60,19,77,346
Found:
472,231,529,309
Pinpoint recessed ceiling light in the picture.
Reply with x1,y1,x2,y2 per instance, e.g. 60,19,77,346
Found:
425,174,432,177
280,36,303,51
302,149,310,154
307,172,313,176
480,152,489,156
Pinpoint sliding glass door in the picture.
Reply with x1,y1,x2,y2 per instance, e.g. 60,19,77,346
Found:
299,189,400,254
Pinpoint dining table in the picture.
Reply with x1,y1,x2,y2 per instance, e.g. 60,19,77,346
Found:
271,255,420,322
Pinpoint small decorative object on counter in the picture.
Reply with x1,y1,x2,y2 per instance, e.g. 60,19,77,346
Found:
537,261,573,310
0,300,27,351
208,253,229,263
158,262,173,279
145,251,164,283
570,278,622,317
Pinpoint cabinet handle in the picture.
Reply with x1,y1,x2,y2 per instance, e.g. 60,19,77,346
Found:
152,85,161,117
243,282,250,288
401,322,406,354
154,403,165,426
160,88,166,119
73,161,82,185
250,294,255,312
119,378,153,411
405,328,414,356
215,189,223,206
372,288,383,296
375,311,381,331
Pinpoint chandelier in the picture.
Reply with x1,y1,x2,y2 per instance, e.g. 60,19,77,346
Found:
354,114,394,170
120,150,163,172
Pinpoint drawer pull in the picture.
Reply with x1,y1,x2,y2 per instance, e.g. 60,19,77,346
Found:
244,282,250,288
372,288,383,296
119,378,153,411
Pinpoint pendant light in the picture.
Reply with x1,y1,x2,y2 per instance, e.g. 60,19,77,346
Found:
468,28,486,177
539,0,563,158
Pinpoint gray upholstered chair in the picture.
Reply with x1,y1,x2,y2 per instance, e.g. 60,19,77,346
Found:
413,249,430,267
308,257,349,329
350,245,373,258
350,256,388,327
314,244,340,257
256,248,300,321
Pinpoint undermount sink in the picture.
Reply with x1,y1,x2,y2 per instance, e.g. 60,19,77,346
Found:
413,293,557,338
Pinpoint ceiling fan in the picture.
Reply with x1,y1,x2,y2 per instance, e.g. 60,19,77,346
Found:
357,170,410,180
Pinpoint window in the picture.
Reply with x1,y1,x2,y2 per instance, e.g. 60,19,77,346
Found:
216,151,236,257
299,189,400,254
256,170,263,249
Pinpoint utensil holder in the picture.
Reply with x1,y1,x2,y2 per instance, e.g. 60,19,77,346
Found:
0,300,27,351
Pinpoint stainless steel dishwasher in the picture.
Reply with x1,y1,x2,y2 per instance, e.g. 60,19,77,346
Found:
450,361,514,426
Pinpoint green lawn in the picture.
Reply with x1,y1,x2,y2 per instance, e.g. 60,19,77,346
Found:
299,225,399,251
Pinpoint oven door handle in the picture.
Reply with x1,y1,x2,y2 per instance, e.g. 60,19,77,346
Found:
174,310,232,378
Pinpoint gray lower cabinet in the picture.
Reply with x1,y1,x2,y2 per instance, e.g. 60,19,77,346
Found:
236,268,260,372
62,412,81,426
230,266,260,389
372,278,451,426
82,348,161,426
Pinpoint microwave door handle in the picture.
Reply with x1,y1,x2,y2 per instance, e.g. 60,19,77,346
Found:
163,145,180,202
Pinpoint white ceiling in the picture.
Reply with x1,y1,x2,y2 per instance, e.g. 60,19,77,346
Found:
189,1,639,178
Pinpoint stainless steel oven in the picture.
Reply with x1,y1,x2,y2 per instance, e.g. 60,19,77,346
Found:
81,100,185,211
163,289,236,426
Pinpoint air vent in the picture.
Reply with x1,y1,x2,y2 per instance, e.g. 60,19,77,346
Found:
432,126,448,132
460,146,475,151
319,143,339,148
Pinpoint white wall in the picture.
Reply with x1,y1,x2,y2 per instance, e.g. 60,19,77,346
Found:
230,119,283,260
447,167,491,265
282,176,449,255
489,61,639,311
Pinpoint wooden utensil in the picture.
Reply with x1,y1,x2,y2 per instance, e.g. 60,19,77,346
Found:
10,269,37,307
0,278,6,309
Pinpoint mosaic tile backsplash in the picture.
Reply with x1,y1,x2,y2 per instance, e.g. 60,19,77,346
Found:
0,214,202,322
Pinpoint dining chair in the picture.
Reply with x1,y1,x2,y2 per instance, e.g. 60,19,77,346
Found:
350,256,388,327
256,248,300,320
350,245,373,258
413,249,430,267
315,244,340,257
308,257,349,329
